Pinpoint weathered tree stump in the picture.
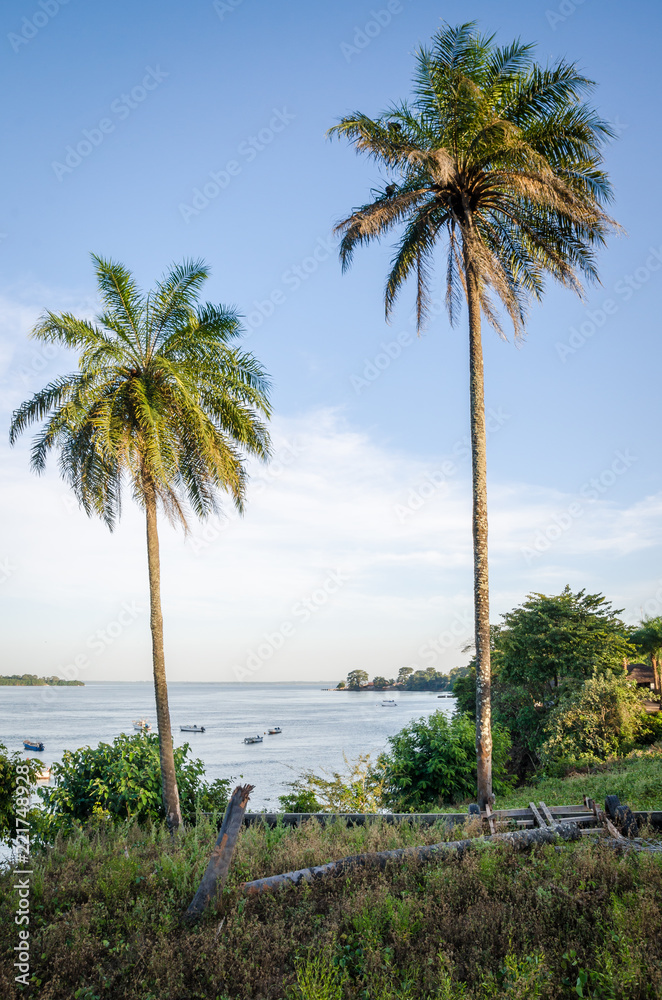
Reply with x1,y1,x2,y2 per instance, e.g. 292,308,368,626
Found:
185,783,254,923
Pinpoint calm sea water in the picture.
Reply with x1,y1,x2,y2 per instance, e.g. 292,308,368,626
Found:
1,682,455,809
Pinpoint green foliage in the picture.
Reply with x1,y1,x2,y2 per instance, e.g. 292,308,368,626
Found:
455,590,639,778
539,673,658,774
372,676,390,690
289,948,347,1000
279,754,384,813
377,712,513,810
0,673,84,686
278,786,322,813
0,744,42,844
451,666,477,716
405,667,448,691
330,23,618,338
9,255,271,529
39,732,229,831
631,616,662,660
498,587,633,693
346,670,368,690
631,616,662,692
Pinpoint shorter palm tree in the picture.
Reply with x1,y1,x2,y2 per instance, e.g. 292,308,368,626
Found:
10,255,271,831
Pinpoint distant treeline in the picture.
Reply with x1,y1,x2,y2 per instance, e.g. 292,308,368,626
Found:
338,666,467,692
0,673,84,687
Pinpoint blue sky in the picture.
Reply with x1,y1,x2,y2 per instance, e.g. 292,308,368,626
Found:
1,0,661,683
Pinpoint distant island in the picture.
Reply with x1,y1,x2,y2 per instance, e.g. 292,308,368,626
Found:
0,673,84,687
336,666,467,693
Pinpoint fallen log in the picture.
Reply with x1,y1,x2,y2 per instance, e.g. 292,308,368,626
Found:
241,821,582,896
185,783,254,923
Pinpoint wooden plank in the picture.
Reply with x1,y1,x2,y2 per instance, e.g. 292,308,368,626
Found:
484,802,496,835
493,808,539,819
580,827,606,836
548,805,589,815
552,813,595,826
241,805,662,830
242,812,468,827
538,801,555,827
529,802,545,828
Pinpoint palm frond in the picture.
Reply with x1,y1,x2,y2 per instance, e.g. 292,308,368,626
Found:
330,22,620,336
11,256,272,533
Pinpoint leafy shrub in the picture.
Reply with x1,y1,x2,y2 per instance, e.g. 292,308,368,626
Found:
0,744,42,844
539,673,658,775
377,711,513,810
278,753,384,813
39,732,230,831
278,786,322,812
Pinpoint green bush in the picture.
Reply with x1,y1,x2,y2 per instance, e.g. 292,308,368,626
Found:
0,744,42,844
279,753,384,813
539,673,658,775
39,732,230,831
278,787,322,812
377,711,513,810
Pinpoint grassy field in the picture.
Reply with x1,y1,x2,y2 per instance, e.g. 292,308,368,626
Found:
2,807,662,999
497,745,662,811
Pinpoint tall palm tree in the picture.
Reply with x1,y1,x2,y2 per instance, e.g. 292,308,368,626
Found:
10,255,271,831
329,22,619,805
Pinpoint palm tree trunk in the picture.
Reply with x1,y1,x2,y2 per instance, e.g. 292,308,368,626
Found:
145,489,183,833
465,265,493,808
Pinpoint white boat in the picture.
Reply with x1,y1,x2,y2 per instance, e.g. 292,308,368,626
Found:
133,719,152,732
180,725,206,733
437,693,455,698
268,727,282,735
243,735,263,744
381,699,397,707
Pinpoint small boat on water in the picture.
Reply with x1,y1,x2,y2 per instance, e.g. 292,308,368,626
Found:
133,719,152,732
23,739,45,752
180,725,206,733
243,735,263,744
268,727,282,735
437,693,454,698
381,699,397,707
36,766,51,781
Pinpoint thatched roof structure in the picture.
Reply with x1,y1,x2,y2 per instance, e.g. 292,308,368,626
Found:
627,662,655,687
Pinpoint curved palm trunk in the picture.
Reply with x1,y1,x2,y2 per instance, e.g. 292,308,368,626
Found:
465,266,493,808
145,492,183,833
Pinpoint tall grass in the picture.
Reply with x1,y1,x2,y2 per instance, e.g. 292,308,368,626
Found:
1,813,662,998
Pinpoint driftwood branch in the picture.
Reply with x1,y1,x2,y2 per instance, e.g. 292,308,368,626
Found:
241,821,582,896
185,783,254,922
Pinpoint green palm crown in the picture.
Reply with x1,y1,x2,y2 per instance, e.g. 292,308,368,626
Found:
329,21,620,332
10,255,271,528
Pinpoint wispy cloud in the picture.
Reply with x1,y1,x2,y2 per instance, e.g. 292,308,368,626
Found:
2,403,660,682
